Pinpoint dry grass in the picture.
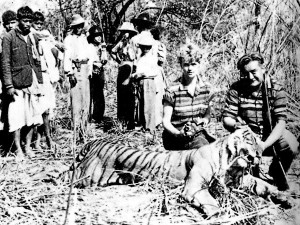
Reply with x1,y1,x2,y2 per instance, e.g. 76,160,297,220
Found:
1,1,300,223
0,65,300,224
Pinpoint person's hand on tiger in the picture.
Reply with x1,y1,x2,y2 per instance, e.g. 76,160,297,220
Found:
257,139,266,151
177,122,197,139
194,117,209,127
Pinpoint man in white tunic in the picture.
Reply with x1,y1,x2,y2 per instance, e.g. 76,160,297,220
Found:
63,14,91,141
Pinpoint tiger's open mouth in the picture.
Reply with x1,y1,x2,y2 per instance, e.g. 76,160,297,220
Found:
243,155,260,168
235,152,260,170
246,155,255,163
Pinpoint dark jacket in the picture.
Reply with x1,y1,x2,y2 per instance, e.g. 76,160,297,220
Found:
1,27,43,90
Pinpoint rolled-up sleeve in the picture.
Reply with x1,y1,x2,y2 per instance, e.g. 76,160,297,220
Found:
163,88,175,107
223,88,239,118
1,33,13,89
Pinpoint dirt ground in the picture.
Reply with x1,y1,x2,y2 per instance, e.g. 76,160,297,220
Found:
1,119,299,225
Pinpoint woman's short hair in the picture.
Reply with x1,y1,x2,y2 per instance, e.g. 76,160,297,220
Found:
178,42,202,65
33,11,45,22
2,10,17,25
237,53,264,71
17,6,34,20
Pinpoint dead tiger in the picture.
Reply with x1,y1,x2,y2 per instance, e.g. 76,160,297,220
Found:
61,126,292,216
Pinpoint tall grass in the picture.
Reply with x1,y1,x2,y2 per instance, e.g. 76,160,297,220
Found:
160,0,300,125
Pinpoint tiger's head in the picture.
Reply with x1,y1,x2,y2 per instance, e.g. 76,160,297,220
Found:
221,126,262,187
226,126,262,169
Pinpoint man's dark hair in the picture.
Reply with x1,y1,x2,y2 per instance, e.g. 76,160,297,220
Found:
2,10,17,25
17,6,34,20
33,11,45,22
87,26,102,43
237,53,264,71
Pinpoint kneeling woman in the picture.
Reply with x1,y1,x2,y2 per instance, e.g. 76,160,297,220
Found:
162,42,215,150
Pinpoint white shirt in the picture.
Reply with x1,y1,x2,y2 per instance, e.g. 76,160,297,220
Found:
135,51,160,78
63,34,90,73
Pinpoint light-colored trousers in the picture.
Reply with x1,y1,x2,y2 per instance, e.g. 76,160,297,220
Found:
70,64,90,137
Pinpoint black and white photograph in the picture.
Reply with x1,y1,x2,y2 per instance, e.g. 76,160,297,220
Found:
0,0,300,224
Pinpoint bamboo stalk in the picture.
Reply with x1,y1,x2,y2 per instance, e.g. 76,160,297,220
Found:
63,123,77,225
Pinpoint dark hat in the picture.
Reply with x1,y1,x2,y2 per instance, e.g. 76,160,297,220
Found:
131,12,155,26
88,25,102,37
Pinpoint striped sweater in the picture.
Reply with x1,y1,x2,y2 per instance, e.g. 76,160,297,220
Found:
223,77,287,138
163,79,211,130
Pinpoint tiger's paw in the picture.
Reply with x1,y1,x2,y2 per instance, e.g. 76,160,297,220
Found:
269,191,294,209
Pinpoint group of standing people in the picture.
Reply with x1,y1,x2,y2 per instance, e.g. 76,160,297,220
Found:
0,7,107,159
0,7,61,160
112,12,167,133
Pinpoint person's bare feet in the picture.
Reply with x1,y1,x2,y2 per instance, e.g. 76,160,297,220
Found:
24,147,34,159
15,148,25,162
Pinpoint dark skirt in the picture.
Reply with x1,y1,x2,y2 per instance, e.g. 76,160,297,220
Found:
117,64,135,128
162,129,215,150
90,70,105,122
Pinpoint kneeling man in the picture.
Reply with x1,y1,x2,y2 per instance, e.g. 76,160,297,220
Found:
223,52,299,190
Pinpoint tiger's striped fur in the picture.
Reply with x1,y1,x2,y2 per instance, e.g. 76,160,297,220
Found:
71,139,196,187
63,127,289,216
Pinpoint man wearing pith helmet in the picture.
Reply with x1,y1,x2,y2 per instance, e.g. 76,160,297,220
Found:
63,14,91,141
111,21,138,130
131,12,155,33
130,31,162,132
130,11,155,62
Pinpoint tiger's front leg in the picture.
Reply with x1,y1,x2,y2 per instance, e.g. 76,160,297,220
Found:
71,153,119,187
241,174,292,208
71,155,104,187
182,166,219,217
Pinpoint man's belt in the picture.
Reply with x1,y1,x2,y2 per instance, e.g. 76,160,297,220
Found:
72,59,89,72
